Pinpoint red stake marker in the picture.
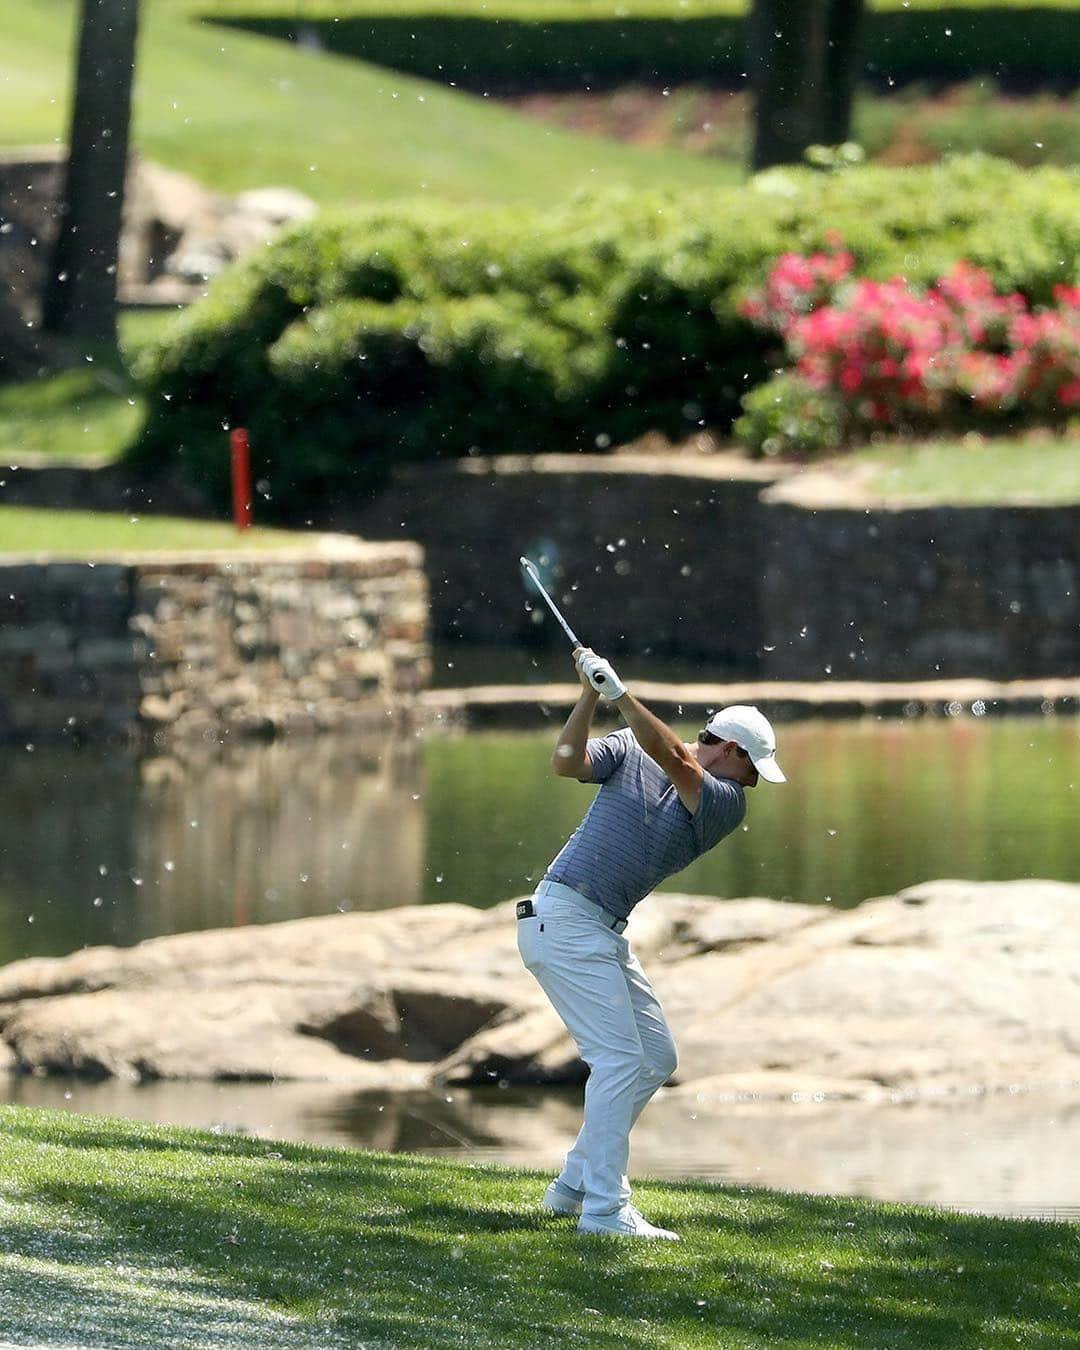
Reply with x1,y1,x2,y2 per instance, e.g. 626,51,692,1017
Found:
230,427,253,531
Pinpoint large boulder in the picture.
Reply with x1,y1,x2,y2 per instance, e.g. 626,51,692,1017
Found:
125,160,317,289
2,881,1080,1101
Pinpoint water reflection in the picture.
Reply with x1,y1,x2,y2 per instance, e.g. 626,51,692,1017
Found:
2,714,1079,963
0,737,424,964
423,714,1080,911
5,1074,1078,1222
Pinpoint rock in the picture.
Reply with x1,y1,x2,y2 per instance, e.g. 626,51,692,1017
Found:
119,157,317,293
2,882,1080,1098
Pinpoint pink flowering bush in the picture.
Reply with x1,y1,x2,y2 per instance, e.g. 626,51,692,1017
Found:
735,249,1080,457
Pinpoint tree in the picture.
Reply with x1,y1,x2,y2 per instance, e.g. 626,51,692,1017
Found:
749,0,865,171
822,0,866,148
42,0,140,351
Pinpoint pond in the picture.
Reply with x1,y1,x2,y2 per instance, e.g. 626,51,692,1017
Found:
3,710,1079,1219
1,713,1078,964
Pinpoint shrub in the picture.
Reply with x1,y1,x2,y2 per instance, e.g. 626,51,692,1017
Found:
734,372,846,459
129,157,1080,517
209,5,1080,92
736,250,1080,456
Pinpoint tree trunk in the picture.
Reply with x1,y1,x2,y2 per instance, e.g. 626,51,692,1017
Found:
749,0,830,171
42,0,140,351
822,0,866,147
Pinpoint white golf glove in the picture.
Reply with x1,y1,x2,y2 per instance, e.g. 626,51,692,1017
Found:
579,651,627,700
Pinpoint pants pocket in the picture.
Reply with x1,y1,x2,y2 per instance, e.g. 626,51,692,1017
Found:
517,917,542,971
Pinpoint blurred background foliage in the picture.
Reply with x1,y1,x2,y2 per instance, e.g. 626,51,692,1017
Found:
127,157,1080,515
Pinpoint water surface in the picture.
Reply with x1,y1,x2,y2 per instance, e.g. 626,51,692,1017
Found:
2,713,1078,963
4,1075,1078,1223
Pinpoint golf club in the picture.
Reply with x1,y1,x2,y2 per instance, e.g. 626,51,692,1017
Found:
519,556,608,685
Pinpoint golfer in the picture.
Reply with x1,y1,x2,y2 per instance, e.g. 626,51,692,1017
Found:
516,646,786,1240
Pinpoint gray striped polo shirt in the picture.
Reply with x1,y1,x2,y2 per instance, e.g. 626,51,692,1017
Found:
543,727,746,920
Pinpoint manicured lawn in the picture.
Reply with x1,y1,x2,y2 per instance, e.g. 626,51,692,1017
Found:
839,435,1080,505
0,368,145,466
0,0,735,207
0,310,182,467
0,508,319,554
0,1106,1078,1347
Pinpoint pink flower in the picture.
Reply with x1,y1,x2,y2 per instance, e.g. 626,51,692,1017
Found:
741,248,1080,432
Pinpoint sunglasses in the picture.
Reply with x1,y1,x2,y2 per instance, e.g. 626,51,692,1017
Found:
701,731,751,759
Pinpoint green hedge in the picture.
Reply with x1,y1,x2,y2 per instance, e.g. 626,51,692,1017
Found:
129,157,1080,516
207,6,1080,90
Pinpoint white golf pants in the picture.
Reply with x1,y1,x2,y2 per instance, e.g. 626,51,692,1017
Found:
516,880,678,1217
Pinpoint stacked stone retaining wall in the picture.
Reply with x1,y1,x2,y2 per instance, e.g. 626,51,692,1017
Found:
346,453,1080,683
346,453,781,672
0,542,429,744
760,499,1080,682
0,148,64,325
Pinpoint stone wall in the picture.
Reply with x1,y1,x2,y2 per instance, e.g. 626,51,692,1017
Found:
760,499,1080,681
0,541,429,744
345,452,1080,683
346,453,782,672
0,147,316,325
0,148,64,326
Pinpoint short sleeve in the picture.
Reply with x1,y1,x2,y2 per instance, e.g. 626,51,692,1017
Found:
693,774,746,850
586,729,632,783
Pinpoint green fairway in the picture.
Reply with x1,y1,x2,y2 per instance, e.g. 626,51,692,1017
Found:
0,367,145,465
0,1106,1077,1347
0,0,736,207
0,310,181,467
838,435,1080,505
0,507,319,554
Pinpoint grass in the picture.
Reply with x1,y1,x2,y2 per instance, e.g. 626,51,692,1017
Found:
0,368,145,466
838,434,1080,504
1,1105,1078,1347
0,508,320,554
0,310,184,467
0,0,735,208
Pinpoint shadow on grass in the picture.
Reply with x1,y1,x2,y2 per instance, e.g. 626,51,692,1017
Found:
3,1112,1079,1347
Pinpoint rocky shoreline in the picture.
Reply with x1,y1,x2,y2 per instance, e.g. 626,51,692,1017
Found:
2,880,1078,1103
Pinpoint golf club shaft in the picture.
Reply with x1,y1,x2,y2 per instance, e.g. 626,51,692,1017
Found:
520,557,581,648
519,557,610,686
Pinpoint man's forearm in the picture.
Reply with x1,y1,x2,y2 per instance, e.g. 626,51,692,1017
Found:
613,692,692,768
553,689,600,773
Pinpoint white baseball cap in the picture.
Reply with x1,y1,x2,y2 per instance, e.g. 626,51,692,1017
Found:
704,705,786,783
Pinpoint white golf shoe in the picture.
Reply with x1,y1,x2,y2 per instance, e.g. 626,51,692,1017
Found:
577,1204,681,1241
541,1179,584,1216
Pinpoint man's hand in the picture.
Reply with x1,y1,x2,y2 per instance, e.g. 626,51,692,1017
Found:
572,646,600,696
578,650,628,700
